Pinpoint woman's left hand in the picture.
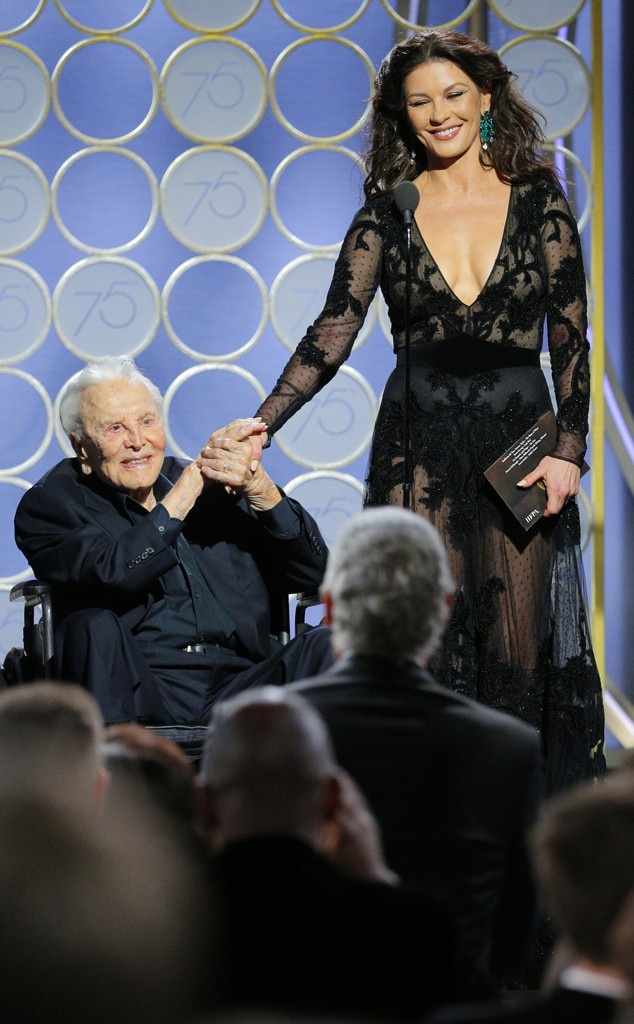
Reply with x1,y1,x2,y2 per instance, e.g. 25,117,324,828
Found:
517,455,581,517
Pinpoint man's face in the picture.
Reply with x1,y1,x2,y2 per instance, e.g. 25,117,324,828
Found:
72,378,166,499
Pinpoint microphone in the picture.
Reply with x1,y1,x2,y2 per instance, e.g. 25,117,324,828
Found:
394,180,420,226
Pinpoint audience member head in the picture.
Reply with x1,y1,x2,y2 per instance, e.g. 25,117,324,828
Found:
530,774,634,970
0,681,108,810
0,789,211,1024
199,686,340,851
321,506,454,663
102,722,198,830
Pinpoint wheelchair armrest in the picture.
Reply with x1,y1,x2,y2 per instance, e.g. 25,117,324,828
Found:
9,579,55,678
295,589,324,635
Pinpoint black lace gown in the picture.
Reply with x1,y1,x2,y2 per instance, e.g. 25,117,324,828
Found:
256,178,606,794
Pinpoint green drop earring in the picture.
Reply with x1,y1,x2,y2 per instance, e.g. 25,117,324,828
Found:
480,110,494,151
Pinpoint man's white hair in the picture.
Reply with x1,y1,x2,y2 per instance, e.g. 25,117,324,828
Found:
323,507,454,663
59,356,163,439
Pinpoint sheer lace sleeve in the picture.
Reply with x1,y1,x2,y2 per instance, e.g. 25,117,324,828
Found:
541,182,590,467
256,202,384,436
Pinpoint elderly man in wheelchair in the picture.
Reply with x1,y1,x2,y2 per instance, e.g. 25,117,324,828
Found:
12,356,332,731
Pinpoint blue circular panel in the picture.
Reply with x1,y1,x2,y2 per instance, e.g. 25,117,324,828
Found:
271,146,364,250
164,365,265,460
53,148,158,253
54,40,158,143
163,256,266,361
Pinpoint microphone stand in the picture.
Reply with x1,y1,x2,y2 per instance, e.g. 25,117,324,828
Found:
402,217,413,511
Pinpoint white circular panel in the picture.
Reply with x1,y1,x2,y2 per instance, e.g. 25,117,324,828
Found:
163,364,266,461
270,145,364,251
285,471,364,548
52,39,159,145
270,0,370,32
0,1,46,37
270,253,375,352
53,0,154,34
51,147,159,254
0,477,33,588
161,146,267,253
0,369,53,475
275,366,376,469
270,37,374,143
164,0,262,33
161,38,267,143
0,41,49,145
489,0,585,32
379,0,480,31
500,35,590,140
162,255,267,361
0,259,50,364
53,257,160,360
0,150,49,254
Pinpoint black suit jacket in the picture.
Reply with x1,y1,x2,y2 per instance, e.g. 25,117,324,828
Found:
14,457,328,664
426,985,620,1023
211,833,484,1021
290,655,544,983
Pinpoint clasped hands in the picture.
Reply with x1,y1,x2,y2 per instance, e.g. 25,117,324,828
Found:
517,454,581,517
197,417,276,509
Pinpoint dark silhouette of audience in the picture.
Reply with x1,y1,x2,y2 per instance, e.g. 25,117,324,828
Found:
198,684,484,1020
290,506,544,985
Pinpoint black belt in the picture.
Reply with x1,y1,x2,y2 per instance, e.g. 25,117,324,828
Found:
182,642,235,657
396,336,540,377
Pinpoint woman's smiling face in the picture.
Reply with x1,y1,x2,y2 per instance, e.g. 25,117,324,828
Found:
404,59,489,166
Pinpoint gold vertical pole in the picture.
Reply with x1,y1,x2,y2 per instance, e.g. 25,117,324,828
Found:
590,0,606,682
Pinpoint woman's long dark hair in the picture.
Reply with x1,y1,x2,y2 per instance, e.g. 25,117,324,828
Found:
364,30,559,198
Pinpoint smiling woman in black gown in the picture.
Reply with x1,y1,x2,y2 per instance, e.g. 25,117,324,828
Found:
252,31,605,794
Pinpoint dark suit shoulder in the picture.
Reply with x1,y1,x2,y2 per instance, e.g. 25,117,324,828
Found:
290,658,541,755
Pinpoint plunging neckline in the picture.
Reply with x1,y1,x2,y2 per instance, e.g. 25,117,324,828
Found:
411,184,514,309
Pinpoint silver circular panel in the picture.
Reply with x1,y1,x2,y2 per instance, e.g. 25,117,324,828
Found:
500,35,590,141
270,0,370,32
161,37,267,144
161,145,268,253
164,0,262,33
379,0,480,31
53,0,154,34
53,257,160,360
0,41,49,145
489,0,585,32
275,365,377,469
0,258,50,364
0,150,49,255
270,253,375,353
285,471,364,548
